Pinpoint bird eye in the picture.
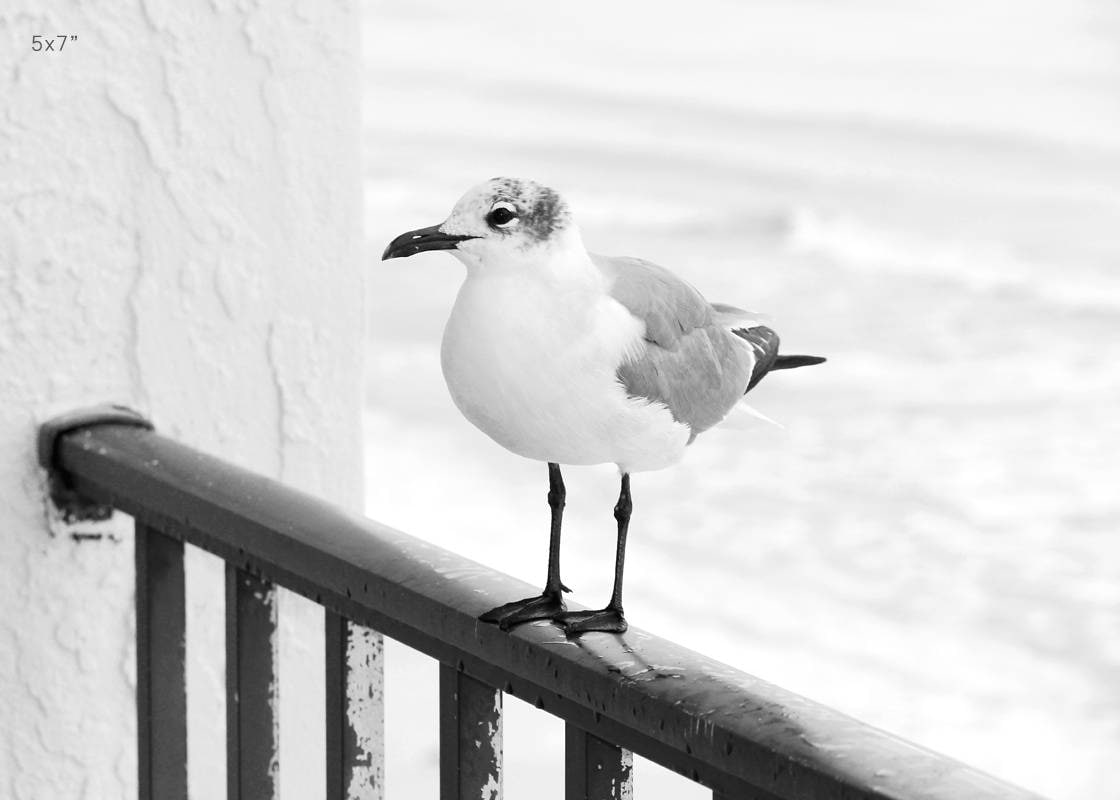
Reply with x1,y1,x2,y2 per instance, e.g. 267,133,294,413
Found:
486,204,518,229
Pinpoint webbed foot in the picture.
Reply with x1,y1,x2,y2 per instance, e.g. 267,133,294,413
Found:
479,591,566,630
557,607,627,635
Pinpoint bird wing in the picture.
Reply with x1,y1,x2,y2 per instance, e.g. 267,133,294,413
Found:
592,253,757,441
592,254,712,348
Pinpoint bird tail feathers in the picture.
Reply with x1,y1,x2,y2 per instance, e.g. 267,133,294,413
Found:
718,402,786,432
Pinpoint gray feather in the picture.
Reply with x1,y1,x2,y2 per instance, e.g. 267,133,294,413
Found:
592,254,712,348
594,253,755,442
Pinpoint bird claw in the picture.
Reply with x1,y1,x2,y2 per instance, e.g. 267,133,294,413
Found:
479,592,566,630
557,607,627,635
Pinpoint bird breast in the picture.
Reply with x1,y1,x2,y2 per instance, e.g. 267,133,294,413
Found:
440,272,691,471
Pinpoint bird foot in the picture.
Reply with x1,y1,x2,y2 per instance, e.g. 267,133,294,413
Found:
479,591,566,630
557,607,627,635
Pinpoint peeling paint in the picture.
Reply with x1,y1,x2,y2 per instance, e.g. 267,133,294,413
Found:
267,594,281,787
618,748,634,800
345,623,384,800
480,773,501,800
480,689,503,800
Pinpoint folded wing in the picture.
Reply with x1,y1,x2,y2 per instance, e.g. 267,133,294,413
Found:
594,254,758,442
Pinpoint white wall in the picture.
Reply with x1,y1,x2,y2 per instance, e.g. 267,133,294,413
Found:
0,2,366,798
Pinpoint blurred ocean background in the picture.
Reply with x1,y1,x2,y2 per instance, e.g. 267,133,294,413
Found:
360,2,1120,798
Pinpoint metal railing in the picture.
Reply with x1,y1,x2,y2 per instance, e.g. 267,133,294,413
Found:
38,406,1046,800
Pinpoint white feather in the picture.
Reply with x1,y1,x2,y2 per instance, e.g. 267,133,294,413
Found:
440,258,692,474
717,401,786,431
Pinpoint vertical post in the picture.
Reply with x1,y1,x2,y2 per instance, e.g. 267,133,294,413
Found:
439,664,502,800
136,523,188,800
326,611,384,800
565,724,633,800
226,565,279,800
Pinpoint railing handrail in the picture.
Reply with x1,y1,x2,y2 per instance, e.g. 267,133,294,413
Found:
41,413,1045,800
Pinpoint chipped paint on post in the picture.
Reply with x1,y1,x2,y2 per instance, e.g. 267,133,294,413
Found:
616,749,634,800
226,567,280,800
346,623,385,800
565,725,633,800
440,665,503,800
478,690,503,800
266,591,281,791
327,612,385,800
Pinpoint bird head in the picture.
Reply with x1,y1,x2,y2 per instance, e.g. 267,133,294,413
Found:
382,177,580,273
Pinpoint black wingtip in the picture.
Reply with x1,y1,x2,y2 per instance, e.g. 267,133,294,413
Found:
772,355,827,370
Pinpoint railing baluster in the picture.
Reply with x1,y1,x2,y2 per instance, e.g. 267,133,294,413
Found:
440,664,503,800
565,724,633,800
326,611,384,800
136,523,188,800
226,565,279,800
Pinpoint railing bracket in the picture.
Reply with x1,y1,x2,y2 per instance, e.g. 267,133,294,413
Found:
38,404,153,522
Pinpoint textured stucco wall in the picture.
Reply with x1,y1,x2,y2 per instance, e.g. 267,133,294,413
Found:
0,1,365,798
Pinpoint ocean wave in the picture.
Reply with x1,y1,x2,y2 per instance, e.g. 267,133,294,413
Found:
781,207,1120,313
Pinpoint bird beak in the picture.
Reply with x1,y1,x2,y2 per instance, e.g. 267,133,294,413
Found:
381,225,478,260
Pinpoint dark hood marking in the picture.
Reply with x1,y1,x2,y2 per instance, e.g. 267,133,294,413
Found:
487,177,570,243
525,186,566,242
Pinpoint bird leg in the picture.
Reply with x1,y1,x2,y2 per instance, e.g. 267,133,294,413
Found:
479,462,569,630
559,473,630,635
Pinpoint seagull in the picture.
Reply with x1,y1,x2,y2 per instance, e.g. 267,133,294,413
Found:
382,177,824,634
